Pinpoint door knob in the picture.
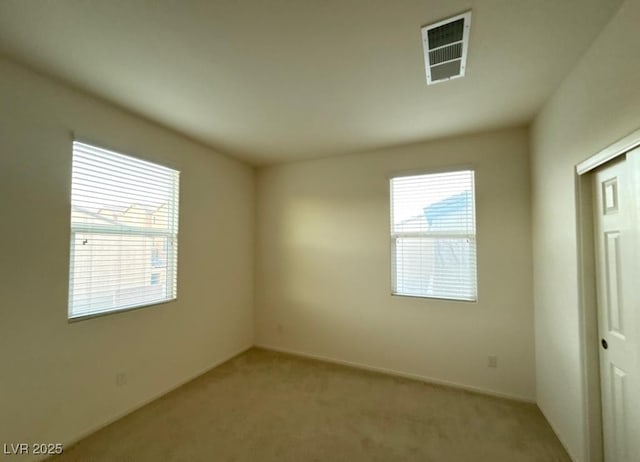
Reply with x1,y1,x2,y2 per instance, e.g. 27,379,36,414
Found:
601,339,608,350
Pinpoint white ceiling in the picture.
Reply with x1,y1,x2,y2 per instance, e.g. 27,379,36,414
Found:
0,0,623,165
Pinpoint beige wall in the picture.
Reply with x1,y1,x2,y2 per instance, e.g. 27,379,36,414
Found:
0,57,254,460
255,127,536,401
530,1,640,461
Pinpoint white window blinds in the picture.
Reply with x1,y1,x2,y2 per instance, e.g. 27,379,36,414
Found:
390,170,477,301
68,142,180,319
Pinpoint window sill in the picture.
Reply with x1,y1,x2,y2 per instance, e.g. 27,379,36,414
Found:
68,297,177,323
391,293,477,303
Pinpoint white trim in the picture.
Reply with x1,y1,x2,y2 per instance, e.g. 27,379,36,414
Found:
67,297,177,322
37,344,252,462
256,344,535,403
571,131,640,461
575,173,604,462
576,127,640,175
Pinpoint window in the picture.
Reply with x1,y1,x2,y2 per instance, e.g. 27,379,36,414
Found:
68,142,180,320
390,169,477,301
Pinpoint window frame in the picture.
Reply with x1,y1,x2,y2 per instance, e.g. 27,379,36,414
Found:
67,140,181,322
389,166,478,302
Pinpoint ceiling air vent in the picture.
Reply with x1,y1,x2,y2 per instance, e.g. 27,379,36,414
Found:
421,11,471,85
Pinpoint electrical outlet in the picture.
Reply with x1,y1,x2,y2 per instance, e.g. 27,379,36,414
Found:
488,355,498,368
277,323,284,335
116,372,127,387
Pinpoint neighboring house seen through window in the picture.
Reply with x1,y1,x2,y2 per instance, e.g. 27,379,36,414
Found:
390,169,477,301
68,141,180,320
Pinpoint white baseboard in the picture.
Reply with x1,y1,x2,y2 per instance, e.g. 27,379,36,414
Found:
37,343,252,462
36,342,539,462
256,343,536,404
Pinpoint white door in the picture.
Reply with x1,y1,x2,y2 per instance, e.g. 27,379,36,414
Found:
592,149,640,462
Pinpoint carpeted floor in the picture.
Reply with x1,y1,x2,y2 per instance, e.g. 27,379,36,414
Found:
50,348,570,462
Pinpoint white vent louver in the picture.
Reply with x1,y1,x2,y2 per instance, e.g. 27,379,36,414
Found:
421,11,471,85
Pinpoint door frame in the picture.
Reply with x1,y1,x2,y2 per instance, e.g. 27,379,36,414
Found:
575,127,640,462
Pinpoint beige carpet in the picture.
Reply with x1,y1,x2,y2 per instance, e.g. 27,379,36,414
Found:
50,348,570,462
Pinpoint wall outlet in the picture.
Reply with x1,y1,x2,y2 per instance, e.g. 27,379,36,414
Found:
115,372,127,387
488,355,498,368
277,323,284,335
